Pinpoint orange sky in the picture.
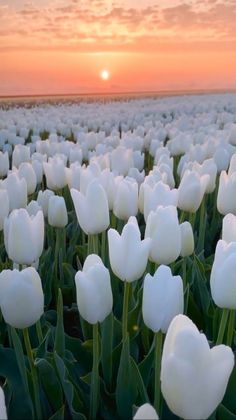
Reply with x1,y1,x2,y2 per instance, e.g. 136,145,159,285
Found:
1,0,236,96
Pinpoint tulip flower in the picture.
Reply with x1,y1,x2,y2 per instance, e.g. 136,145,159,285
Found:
0,151,9,178
178,170,209,213
210,240,236,310
222,213,236,243
180,221,194,257
0,172,27,211
37,189,55,218
110,146,134,176
48,195,68,228
75,254,113,324
108,216,151,283
217,171,236,215
71,179,110,235
12,144,30,168
113,177,138,221
142,265,183,334
0,267,44,329
43,156,67,191
145,206,181,265
161,314,234,420
75,254,113,418
143,181,178,222
4,208,44,265
0,190,9,231
133,403,159,420
17,162,37,195
0,387,7,420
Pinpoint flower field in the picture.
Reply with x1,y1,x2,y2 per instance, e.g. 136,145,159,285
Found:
0,93,236,419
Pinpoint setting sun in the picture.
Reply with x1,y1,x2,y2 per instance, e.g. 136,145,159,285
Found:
100,69,110,81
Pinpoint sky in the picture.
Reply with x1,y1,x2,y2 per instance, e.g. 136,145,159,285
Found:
0,0,236,96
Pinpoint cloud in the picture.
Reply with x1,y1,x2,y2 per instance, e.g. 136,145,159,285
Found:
0,0,236,52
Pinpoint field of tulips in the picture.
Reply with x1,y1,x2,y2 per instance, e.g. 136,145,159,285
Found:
1,93,236,419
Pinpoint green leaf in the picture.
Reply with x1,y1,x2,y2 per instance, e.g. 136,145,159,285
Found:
36,329,51,359
36,358,63,412
222,364,236,414
217,404,236,420
0,346,34,419
48,405,65,420
101,313,113,389
130,357,149,403
116,337,137,419
54,352,86,420
54,289,65,357
10,328,29,395
138,344,154,387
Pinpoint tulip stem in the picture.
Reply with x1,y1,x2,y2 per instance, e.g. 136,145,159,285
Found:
90,322,100,420
36,320,43,344
23,328,42,420
154,330,163,417
197,197,206,253
188,212,195,232
226,310,235,347
216,308,229,345
101,231,106,263
122,282,131,341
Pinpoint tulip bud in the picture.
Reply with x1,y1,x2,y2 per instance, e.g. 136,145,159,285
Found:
0,387,7,420
133,403,159,419
108,216,151,282
4,208,44,265
145,206,181,265
161,314,234,419
48,195,68,228
210,239,236,309
71,179,110,235
0,190,9,231
75,254,113,324
0,267,44,329
26,200,42,217
180,221,194,257
142,265,183,333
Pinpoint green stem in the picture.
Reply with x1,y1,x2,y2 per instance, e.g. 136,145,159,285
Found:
226,310,235,347
154,330,163,417
188,212,196,232
36,320,43,344
101,231,106,263
182,258,187,291
122,282,131,341
54,227,61,287
197,197,206,253
216,308,229,345
90,323,100,420
23,328,42,420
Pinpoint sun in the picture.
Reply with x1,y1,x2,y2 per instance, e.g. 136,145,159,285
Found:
100,69,110,81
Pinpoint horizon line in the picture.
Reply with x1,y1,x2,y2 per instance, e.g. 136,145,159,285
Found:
1,87,236,101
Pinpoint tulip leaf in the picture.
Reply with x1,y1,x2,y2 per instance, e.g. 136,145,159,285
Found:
138,343,154,387
48,405,65,420
54,351,86,419
54,288,65,357
101,313,114,388
0,345,34,419
36,329,51,359
10,327,30,396
130,357,149,403
36,358,63,412
217,404,236,420
116,337,137,419
222,364,236,414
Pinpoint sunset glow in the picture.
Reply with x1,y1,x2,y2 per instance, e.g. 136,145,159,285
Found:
100,70,110,81
0,0,236,96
